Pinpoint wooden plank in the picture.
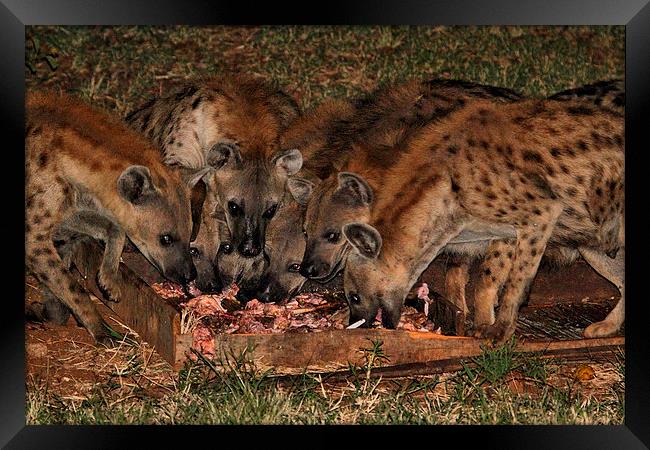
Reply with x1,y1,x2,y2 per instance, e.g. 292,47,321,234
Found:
176,327,623,375
68,239,182,367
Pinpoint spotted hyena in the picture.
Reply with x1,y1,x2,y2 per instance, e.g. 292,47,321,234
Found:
441,79,626,324
26,92,199,342
126,75,302,295
340,97,623,343
299,79,525,283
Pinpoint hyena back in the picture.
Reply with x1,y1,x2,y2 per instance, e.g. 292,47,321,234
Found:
26,92,196,342
341,97,623,341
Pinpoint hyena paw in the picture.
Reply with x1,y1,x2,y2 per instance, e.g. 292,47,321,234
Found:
96,272,123,303
584,320,620,338
473,321,515,344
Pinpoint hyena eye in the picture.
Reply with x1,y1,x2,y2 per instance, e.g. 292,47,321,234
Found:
227,201,241,216
324,231,341,243
159,234,174,247
190,247,200,258
288,263,301,273
220,242,234,254
348,293,361,304
263,204,278,219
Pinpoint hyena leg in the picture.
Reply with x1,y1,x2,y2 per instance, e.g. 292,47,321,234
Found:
475,205,562,343
472,239,516,330
580,247,625,338
26,234,112,344
53,210,127,303
444,253,470,315
41,285,72,325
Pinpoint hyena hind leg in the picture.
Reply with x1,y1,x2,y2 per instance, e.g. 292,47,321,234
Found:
580,247,625,338
53,210,127,303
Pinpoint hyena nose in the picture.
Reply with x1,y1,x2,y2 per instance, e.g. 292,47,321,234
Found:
300,261,330,279
185,265,197,283
238,241,262,257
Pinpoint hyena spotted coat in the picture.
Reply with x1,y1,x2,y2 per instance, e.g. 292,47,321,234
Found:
299,79,525,283
440,79,626,324
341,97,623,343
26,92,197,342
126,75,302,296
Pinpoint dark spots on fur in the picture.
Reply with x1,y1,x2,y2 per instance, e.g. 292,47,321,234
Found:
484,268,492,277
480,118,487,125
38,153,48,167
547,127,559,136
531,248,538,257
595,187,603,197
442,134,450,141
521,220,529,227
485,191,497,200
506,161,515,171
525,192,535,200
447,144,459,155
177,142,183,147
40,273,49,282
497,208,507,215
550,148,561,158
614,134,623,146
566,187,578,197
533,208,542,216
33,216,42,225
467,138,476,147
513,116,526,125
560,164,569,174
480,140,489,150
466,153,474,163
499,261,505,269
35,234,47,242
545,165,555,177
168,137,175,146
451,178,460,193
577,140,588,151
474,185,483,193
507,251,513,258
47,259,57,267
529,237,539,246
430,144,439,153
510,204,518,211
481,175,492,187
522,150,543,163
485,202,493,209
575,175,585,185
567,105,595,116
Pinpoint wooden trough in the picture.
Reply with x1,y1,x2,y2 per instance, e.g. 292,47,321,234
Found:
65,239,624,375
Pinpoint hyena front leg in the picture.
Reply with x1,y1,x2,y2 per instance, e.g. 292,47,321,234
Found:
472,239,516,330
443,253,470,315
580,247,625,338
475,205,562,344
53,210,127,303
26,230,112,344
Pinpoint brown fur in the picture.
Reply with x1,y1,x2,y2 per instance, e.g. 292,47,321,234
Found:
342,97,624,341
26,92,195,342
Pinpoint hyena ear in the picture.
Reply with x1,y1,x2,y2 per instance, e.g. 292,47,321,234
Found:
336,172,373,206
176,166,212,189
287,177,314,205
117,165,156,204
343,223,382,259
272,149,303,177
207,141,242,171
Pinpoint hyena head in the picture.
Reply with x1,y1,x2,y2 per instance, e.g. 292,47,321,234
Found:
117,165,202,285
342,222,408,329
206,141,303,258
187,178,222,293
256,189,311,302
299,172,373,282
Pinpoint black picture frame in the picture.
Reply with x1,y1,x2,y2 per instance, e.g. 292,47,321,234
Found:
3,0,648,448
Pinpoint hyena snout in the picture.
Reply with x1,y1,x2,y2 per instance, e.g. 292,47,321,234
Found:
238,237,263,258
194,267,222,293
299,258,331,279
164,253,197,285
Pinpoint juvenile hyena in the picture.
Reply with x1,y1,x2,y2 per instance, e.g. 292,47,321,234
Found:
26,92,199,342
340,97,623,343
299,79,524,283
126,74,303,262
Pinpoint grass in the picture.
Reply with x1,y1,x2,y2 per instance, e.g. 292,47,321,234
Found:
24,25,625,424
26,329,625,425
